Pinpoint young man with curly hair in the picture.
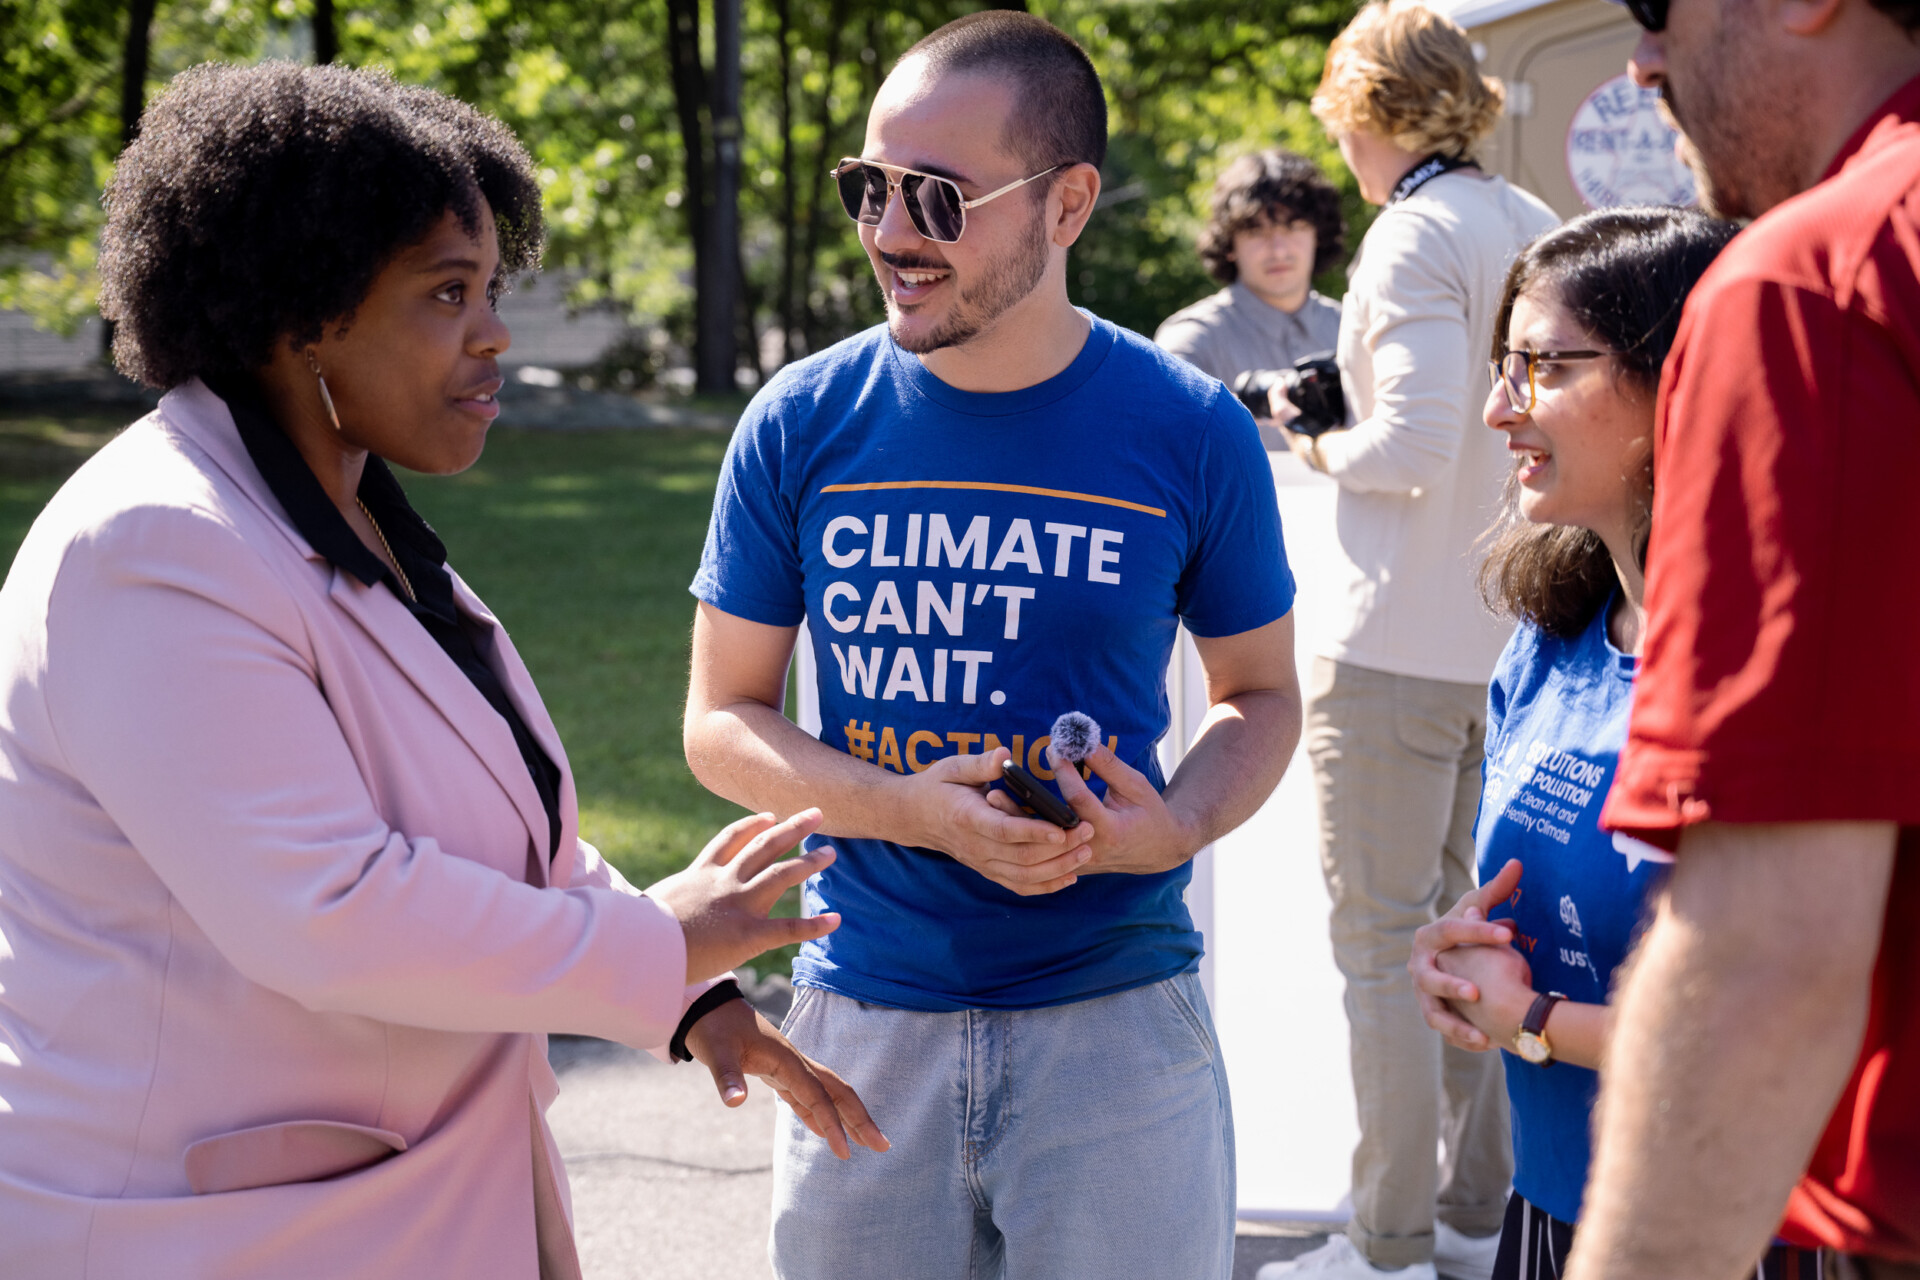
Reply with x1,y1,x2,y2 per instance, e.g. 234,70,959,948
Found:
1155,149,1345,401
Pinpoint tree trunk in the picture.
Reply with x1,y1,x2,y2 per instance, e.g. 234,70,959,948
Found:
108,0,159,356
313,0,338,64
119,0,158,149
798,0,849,353
698,0,741,394
774,0,796,366
665,0,709,316
738,253,766,385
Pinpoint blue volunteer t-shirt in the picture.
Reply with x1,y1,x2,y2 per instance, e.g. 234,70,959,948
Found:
1476,599,1670,1225
692,316,1295,1011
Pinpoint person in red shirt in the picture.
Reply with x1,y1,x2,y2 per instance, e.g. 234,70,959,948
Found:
1565,0,1920,1277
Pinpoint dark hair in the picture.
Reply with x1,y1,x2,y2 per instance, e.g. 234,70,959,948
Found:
1479,205,1739,637
1197,149,1346,283
900,12,1107,181
99,61,544,390
1869,0,1920,30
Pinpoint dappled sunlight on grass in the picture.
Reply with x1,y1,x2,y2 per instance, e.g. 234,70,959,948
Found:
528,473,598,493
490,499,598,520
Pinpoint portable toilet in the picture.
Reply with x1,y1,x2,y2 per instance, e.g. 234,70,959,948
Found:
1435,0,1697,216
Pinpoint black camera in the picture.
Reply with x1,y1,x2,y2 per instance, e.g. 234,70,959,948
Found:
1232,352,1347,439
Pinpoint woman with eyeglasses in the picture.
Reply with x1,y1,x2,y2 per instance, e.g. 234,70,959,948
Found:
1404,207,1823,1280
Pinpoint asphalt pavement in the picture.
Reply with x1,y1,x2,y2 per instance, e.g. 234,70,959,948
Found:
546,982,1327,1280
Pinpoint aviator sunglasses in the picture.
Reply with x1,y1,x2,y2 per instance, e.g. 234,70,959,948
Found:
1609,0,1666,32
831,157,1059,243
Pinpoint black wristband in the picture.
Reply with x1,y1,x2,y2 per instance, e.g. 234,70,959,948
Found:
669,979,745,1063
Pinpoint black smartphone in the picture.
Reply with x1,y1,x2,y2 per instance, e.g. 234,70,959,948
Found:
999,760,1078,828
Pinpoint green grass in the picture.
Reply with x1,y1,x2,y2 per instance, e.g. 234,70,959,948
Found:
402,427,753,884
0,408,130,551
0,407,802,975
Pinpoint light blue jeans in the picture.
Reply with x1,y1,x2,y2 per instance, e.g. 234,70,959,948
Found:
768,971,1235,1280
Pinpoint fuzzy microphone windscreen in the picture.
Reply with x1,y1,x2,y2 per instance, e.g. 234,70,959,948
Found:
1048,711,1103,766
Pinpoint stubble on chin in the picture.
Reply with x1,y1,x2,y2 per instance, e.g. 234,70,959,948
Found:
885,294,982,355
1658,2,1813,220
881,202,1051,355
1657,93,1729,218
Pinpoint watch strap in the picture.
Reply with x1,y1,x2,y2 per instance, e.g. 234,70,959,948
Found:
1522,991,1566,1036
1517,991,1567,1067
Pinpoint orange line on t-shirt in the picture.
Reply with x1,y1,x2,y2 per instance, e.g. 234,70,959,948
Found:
818,480,1166,518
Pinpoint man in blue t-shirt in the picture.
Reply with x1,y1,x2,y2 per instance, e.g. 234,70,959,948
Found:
685,13,1300,1279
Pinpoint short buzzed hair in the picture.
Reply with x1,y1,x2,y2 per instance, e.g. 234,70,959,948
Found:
900,12,1107,178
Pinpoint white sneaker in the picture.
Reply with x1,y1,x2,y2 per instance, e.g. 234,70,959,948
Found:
1433,1221,1501,1280
1255,1234,1438,1280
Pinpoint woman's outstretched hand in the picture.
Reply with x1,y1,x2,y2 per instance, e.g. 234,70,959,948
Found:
683,998,889,1160
1409,858,1522,1051
647,809,840,985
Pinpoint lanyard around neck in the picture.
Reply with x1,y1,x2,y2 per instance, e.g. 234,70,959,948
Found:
1386,153,1479,206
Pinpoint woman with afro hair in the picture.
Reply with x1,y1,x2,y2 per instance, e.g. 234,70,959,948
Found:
0,61,882,1279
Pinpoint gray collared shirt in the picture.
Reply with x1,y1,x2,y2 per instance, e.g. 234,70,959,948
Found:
1153,281,1342,389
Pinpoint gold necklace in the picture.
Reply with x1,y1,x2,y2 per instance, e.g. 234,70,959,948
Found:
355,497,417,603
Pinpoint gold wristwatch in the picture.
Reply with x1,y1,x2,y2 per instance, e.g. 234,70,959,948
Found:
1512,992,1567,1066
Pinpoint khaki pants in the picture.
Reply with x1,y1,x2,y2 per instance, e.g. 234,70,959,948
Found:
1307,657,1513,1270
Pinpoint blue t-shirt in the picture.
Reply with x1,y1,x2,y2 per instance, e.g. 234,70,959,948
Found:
1476,600,1669,1224
692,317,1295,1011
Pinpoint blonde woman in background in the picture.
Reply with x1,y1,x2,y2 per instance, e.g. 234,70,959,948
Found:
1261,5,1557,1279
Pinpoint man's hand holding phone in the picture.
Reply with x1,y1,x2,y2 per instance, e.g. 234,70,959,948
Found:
997,759,1079,828
897,749,1092,896
1045,743,1198,876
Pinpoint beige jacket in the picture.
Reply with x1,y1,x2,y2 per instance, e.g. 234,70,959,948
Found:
1315,169,1559,684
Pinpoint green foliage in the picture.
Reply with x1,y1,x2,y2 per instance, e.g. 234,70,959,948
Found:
1052,0,1371,336
0,0,1366,360
0,0,121,336
345,0,699,327
1,0,344,337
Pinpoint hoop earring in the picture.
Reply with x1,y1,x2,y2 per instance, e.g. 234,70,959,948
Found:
304,349,342,432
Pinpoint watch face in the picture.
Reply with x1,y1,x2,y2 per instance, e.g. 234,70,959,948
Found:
1514,1033,1551,1065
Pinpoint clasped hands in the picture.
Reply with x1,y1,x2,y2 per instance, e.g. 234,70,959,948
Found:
1409,858,1537,1052
897,745,1194,897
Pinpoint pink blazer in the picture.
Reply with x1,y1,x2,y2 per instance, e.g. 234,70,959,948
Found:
0,381,698,1278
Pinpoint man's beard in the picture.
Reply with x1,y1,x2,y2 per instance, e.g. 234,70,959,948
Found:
1660,0,1810,220
1656,95,1726,218
885,203,1050,354
1664,82,1760,218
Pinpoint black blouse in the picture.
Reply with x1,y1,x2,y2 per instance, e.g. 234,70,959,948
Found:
208,376,563,861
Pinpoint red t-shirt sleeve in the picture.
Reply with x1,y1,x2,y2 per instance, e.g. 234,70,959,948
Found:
1602,272,1920,845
